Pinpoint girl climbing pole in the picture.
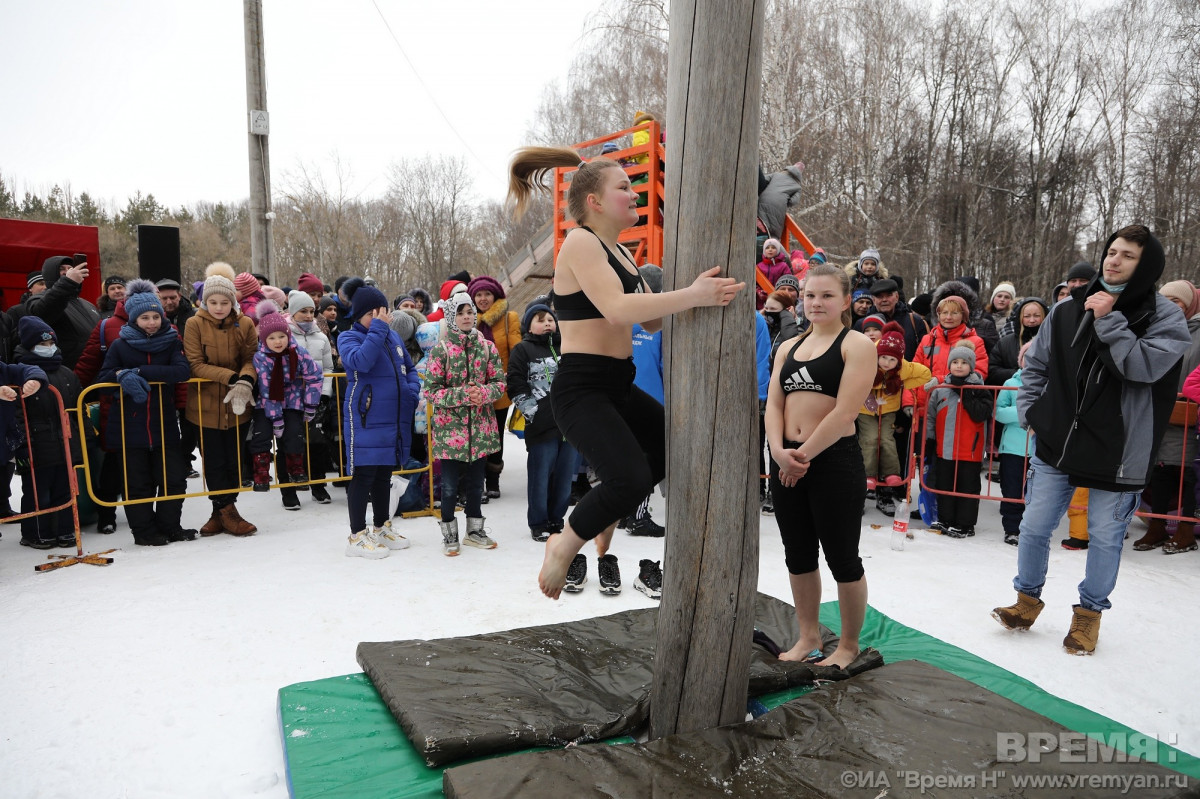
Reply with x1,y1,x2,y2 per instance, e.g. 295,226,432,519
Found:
507,146,745,600
765,263,877,669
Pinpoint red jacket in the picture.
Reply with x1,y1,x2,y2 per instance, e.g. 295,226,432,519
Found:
913,323,988,409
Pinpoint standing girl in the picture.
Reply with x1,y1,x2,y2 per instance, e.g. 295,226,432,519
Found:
339,279,421,558
466,276,520,500
765,264,877,669
97,280,193,545
184,262,259,537
424,293,506,554
507,147,744,599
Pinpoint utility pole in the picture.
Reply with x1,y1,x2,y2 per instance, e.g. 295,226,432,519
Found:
650,0,765,739
244,0,275,285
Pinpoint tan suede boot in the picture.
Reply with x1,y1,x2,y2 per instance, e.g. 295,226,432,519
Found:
1132,517,1169,551
219,504,257,536
1163,521,1197,554
199,510,224,537
1063,605,1102,655
991,592,1045,630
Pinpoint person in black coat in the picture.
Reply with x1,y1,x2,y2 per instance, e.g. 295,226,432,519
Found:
96,281,194,546
506,303,580,541
13,316,81,548
988,297,1048,386
10,256,101,370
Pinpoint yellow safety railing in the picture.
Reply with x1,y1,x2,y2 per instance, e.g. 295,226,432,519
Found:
74,376,438,518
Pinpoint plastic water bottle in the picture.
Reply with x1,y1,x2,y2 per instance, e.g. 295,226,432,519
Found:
891,497,909,551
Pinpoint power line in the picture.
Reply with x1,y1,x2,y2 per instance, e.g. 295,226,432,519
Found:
369,0,501,181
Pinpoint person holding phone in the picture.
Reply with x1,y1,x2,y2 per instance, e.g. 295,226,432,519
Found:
11,255,100,370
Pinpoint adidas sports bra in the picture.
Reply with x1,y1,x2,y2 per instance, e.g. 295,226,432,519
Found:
552,226,644,321
778,327,850,399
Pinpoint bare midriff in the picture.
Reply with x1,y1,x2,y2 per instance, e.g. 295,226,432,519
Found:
554,254,636,358
782,391,853,445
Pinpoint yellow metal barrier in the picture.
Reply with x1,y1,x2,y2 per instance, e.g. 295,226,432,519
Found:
74,375,438,518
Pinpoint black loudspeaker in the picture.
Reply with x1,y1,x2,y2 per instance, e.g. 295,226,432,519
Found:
137,225,181,284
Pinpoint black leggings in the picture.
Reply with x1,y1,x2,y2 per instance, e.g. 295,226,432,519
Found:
347,464,392,533
769,435,865,582
552,354,665,540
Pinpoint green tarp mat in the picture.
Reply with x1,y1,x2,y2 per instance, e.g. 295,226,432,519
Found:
279,602,1200,798
444,660,1200,798
354,593,880,767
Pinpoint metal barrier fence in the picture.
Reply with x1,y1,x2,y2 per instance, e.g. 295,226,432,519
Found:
912,383,1200,526
72,374,438,519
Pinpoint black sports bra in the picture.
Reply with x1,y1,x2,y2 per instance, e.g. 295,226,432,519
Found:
552,226,644,321
778,327,850,398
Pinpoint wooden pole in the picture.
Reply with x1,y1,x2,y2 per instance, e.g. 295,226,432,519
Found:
650,0,765,738
243,0,275,285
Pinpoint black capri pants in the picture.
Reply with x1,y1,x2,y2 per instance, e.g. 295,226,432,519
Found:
769,435,866,582
552,353,665,540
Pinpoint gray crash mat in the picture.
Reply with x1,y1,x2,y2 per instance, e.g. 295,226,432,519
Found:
356,592,882,767
443,659,1199,799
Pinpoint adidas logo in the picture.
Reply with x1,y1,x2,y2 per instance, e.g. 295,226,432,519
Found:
784,365,822,392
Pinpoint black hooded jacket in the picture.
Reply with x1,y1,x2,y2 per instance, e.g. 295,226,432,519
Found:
1018,230,1191,490
9,256,101,370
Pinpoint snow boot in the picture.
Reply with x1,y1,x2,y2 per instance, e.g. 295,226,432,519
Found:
281,488,300,510
440,519,460,556
991,592,1044,631
199,509,224,537
1162,521,1196,555
1063,605,1102,655
1132,517,1169,551
464,516,497,549
218,503,257,536
251,452,273,492
285,453,308,489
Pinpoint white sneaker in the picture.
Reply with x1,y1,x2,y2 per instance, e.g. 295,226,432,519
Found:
374,520,410,550
346,529,390,559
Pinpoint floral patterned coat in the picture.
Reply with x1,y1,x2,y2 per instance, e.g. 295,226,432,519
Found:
424,326,505,462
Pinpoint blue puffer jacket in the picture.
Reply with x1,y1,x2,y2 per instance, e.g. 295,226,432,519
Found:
994,370,1031,457
339,319,421,473
96,331,191,450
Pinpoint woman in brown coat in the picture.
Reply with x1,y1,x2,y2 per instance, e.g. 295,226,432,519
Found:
185,262,260,536
467,275,521,499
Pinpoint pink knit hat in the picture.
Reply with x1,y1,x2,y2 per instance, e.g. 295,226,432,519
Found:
256,300,291,344
233,272,260,298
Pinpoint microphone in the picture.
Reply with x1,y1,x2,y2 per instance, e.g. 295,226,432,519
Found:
1070,289,1110,347
1071,309,1094,347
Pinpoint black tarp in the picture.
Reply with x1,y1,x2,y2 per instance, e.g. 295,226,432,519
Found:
356,593,882,767
443,660,1200,798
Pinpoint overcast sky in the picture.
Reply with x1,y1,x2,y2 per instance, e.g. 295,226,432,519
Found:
0,0,604,210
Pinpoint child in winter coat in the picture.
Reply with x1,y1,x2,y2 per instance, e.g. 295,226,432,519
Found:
13,317,77,549
411,321,441,464
286,290,336,505
755,238,791,310
249,301,323,508
96,280,194,546
234,272,265,319
924,343,993,538
994,340,1034,546
507,303,580,542
857,322,933,499
846,248,889,293
339,279,421,559
425,293,506,556
184,262,260,537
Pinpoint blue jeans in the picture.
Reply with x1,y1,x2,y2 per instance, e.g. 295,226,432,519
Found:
526,437,580,530
1014,451,1140,612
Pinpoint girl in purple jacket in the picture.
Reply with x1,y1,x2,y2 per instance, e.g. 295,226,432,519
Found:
249,301,323,502
755,238,791,309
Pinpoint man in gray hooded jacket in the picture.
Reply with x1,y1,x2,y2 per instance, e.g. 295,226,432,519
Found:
991,224,1190,655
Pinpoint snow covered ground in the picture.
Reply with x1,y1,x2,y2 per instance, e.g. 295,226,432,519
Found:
1,442,1196,798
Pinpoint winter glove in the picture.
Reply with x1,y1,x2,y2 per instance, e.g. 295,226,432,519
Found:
117,369,150,404
902,406,914,418
224,380,254,415
303,405,318,424
924,377,940,391
273,418,285,438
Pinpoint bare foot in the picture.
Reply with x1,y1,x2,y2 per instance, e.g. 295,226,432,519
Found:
538,533,576,600
778,636,825,662
594,526,614,558
814,645,860,670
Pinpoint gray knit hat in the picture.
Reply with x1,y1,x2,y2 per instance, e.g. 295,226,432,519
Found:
948,343,977,369
287,289,315,315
